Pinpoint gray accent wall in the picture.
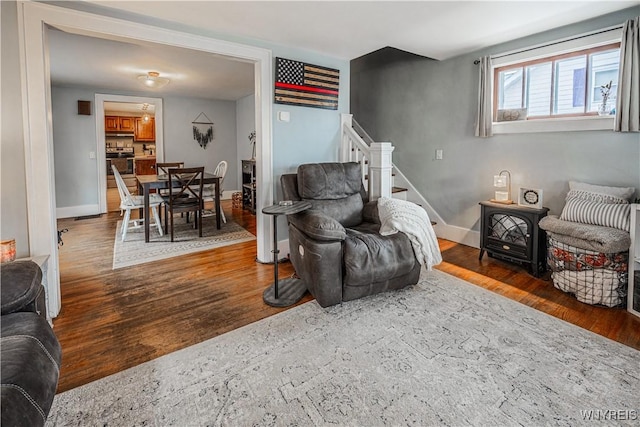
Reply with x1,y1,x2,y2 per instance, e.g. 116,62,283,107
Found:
352,7,640,233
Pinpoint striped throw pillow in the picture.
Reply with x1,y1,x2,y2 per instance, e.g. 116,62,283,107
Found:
560,198,631,231
565,189,629,205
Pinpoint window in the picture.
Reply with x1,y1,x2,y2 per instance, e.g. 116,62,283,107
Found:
494,43,620,120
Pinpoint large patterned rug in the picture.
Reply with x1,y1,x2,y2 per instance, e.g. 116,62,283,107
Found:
112,218,255,269
47,270,639,426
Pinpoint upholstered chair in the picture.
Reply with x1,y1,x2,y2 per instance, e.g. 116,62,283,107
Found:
281,162,421,307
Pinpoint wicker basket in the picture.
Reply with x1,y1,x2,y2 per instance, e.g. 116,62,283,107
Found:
232,192,242,209
547,236,628,307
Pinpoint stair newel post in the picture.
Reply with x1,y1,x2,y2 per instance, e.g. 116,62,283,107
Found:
340,114,353,162
368,142,394,200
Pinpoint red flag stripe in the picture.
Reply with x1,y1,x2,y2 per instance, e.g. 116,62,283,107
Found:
275,82,339,96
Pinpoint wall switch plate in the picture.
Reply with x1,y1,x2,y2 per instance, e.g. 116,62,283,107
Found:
89,151,96,159
278,111,290,122
435,149,443,160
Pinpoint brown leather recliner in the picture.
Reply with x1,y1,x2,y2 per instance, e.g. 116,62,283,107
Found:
281,162,420,307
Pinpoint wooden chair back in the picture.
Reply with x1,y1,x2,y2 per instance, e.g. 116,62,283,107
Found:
167,167,205,210
157,162,184,175
166,167,205,241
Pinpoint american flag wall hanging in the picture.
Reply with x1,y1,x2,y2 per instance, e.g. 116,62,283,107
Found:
275,57,339,110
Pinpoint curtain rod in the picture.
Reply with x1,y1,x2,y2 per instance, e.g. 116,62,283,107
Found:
473,24,623,64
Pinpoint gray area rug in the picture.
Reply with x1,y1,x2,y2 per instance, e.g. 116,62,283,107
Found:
112,218,255,269
47,270,639,426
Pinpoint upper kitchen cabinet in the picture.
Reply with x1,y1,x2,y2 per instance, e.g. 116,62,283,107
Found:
119,117,135,132
135,117,155,142
105,116,135,133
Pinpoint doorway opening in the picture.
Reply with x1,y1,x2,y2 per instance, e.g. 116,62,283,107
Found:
97,96,164,213
20,2,274,319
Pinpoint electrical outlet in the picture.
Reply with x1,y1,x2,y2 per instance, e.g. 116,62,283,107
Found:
435,149,443,160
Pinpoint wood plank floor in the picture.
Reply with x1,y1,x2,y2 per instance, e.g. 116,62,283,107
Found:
54,205,640,393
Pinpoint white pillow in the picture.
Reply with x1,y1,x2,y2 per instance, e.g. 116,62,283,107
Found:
560,198,631,231
569,181,635,201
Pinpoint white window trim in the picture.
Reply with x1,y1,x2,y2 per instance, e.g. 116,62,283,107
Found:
492,27,621,134
494,115,614,134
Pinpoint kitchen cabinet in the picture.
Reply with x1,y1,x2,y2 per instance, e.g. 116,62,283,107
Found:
119,117,135,132
135,117,155,142
135,158,156,175
105,116,135,132
105,116,119,131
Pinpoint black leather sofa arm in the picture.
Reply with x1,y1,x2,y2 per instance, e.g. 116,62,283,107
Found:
288,209,346,241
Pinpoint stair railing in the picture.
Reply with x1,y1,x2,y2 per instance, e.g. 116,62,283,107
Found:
340,114,394,200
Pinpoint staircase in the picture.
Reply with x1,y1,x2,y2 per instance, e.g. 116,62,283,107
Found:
340,114,407,200
340,114,481,247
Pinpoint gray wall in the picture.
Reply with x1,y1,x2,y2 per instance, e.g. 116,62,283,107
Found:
352,7,640,232
236,94,256,188
163,95,238,189
51,87,102,208
1,0,29,257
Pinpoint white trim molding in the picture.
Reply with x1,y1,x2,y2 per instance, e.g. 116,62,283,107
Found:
493,115,615,134
56,204,101,219
18,1,274,318
95,94,164,213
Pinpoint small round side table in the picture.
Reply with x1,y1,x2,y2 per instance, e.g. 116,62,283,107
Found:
262,201,312,307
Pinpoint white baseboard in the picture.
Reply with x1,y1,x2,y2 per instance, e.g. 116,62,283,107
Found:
221,190,237,200
433,224,480,249
278,239,291,259
56,204,101,219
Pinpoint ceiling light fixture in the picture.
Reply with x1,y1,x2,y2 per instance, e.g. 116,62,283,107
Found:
137,71,169,89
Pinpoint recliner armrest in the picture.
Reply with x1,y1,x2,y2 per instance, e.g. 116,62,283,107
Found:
362,200,380,225
288,210,346,241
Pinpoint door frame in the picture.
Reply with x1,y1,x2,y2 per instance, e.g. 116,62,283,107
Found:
96,94,164,213
18,1,273,318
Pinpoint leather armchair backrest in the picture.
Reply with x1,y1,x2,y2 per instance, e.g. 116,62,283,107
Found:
281,173,301,202
298,163,362,199
295,162,365,227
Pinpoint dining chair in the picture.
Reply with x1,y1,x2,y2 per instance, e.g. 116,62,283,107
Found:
157,162,185,225
156,162,184,175
166,167,205,242
202,160,227,223
111,165,164,241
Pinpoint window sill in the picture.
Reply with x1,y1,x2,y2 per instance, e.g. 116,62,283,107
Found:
493,115,614,134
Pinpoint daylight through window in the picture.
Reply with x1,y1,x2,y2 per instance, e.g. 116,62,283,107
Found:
494,43,620,120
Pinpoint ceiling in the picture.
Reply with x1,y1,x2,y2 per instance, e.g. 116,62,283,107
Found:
49,1,636,101
48,28,256,100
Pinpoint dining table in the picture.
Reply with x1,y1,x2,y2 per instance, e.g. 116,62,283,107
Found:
137,172,222,243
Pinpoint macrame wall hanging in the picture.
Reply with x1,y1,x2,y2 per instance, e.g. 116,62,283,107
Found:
192,112,214,149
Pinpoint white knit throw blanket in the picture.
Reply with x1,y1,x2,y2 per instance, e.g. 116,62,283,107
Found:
377,197,442,270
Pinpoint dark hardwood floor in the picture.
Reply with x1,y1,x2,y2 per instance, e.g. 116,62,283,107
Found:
54,203,640,393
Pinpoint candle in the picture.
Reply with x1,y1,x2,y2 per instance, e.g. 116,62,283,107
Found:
1,239,16,263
